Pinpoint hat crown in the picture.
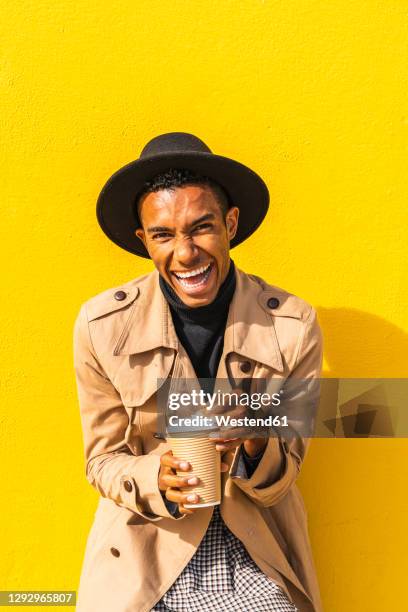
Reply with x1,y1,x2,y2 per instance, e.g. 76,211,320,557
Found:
97,131,269,258
140,132,212,159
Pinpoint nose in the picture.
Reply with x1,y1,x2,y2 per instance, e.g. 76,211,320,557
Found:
173,236,200,265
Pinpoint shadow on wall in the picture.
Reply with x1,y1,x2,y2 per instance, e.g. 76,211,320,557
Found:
302,308,408,610
317,306,408,378
315,307,408,438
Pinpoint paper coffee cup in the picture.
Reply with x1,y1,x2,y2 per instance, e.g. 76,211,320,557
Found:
168,436,221,508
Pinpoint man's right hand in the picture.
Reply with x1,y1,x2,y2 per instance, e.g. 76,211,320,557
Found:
159,451,229,515
159,451,201,515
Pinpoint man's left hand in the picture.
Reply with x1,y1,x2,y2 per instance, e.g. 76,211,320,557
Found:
210,436,268,457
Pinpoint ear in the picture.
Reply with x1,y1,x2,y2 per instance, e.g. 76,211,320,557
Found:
135,228,147,247
226,206,239,240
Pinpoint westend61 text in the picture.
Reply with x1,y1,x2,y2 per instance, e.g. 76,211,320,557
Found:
167,389,282,411
167,414,289,428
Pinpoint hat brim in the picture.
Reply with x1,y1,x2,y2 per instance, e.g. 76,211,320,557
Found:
96,152,269,258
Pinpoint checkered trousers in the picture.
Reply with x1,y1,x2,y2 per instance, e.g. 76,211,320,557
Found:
151,504,298,612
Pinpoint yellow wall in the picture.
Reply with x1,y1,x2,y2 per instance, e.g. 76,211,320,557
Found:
1,2,407,610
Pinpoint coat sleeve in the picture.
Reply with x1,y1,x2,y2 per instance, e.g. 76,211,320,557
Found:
228,306,323,507
73,304,186,522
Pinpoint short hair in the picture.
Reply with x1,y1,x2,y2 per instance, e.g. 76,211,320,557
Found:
135,168,231,227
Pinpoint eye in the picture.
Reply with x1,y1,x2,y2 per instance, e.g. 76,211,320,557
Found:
152,232,172,240
193,223,213,232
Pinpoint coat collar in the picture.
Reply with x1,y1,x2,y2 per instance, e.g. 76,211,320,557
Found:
113,266,284,372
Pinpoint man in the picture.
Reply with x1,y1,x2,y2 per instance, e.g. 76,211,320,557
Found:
73,132,323,612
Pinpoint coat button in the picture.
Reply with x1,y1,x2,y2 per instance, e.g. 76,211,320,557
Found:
110,547,120,557
114,290,127,301
267,297,280,309
239,361,252,373
153,432,165,440
123,480,133,492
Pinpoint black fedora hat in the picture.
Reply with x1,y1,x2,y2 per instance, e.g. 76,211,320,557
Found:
96,132,269,259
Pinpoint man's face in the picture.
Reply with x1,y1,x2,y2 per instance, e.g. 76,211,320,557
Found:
135,185,239,307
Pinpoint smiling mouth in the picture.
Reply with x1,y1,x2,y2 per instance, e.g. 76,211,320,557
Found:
171,262,214,291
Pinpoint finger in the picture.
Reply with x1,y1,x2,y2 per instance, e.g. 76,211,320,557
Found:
160,452,192,472
158,464,174,491
221,462,229,472
215,439,243,452
160,473,200,489
178,504,196,515
165,488,200,506
210,437,240,443
210,437,241,450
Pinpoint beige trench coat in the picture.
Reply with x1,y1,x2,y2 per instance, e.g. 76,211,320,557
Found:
73,266,324,612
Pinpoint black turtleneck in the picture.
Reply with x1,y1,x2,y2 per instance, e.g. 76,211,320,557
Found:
159,258,264,482
159,259,236,387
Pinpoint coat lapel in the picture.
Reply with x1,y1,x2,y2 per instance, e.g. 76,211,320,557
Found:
113,269,178,356
111,266,285,406
220,266,284,374
112,271,179,406
213,266,288,439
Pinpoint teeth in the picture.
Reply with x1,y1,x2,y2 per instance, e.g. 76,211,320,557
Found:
178,277,207,288
175,263,212,290
174,263,211,279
